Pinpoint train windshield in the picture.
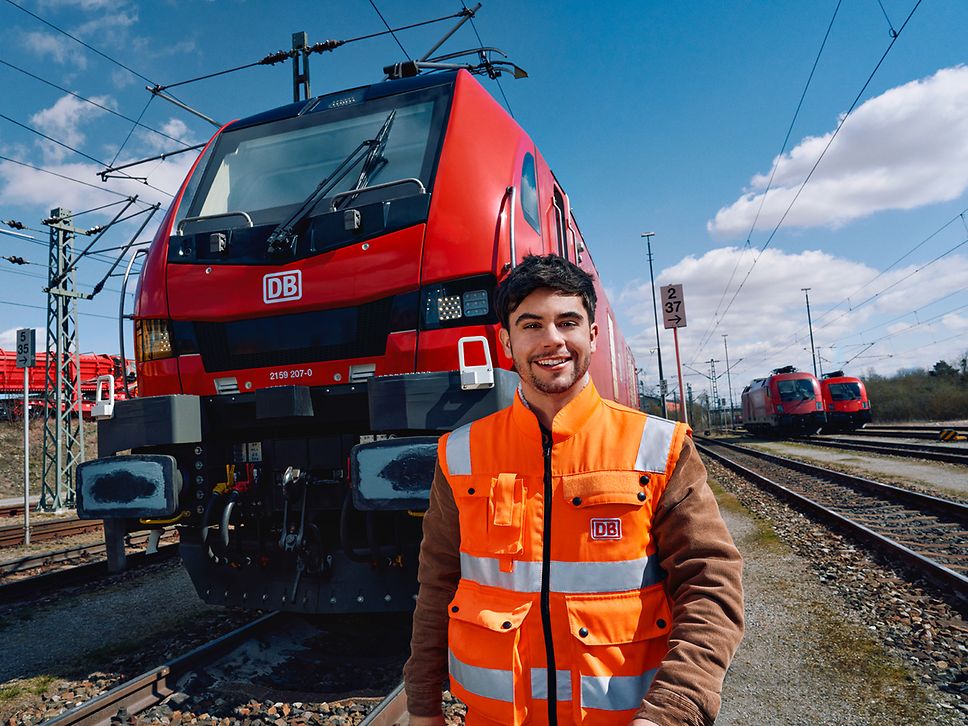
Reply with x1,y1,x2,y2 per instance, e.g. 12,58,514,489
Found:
777,378,816,401
827,382,862,400
178,85,450,228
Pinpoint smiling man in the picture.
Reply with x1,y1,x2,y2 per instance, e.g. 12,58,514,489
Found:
405,254,744,726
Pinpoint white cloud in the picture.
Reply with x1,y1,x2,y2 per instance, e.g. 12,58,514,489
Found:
38,0,118,10
22,30,88,68
618,245,968,388
708,65,968,238
0,327,42,350
0,155,193,215
28,95,112,163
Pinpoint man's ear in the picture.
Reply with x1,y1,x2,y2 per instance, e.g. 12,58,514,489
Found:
499,327,512,357
589,321,599,353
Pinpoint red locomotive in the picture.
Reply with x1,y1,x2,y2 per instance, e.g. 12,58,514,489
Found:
76,65,639,614
741,365,826,435
819,370,871,431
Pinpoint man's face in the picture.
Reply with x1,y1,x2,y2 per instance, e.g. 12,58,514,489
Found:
499,288,598,399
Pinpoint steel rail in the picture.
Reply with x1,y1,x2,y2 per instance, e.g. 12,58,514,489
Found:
0,543,179,604
360,681,409,726
789,435,968,465
833,428,951,441
0,529,176,576
42,612,280,726
704,438,968,519
0,517,103,547
696,440,968,607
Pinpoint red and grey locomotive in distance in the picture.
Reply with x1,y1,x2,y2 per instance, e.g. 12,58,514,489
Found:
77,62,640,614
741,365,827,435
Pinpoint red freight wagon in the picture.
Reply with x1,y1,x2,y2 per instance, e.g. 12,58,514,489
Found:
78,66,642,615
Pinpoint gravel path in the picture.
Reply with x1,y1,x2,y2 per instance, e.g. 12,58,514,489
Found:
709,460,966,725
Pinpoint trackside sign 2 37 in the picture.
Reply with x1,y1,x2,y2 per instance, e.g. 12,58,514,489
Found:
263,270,302,304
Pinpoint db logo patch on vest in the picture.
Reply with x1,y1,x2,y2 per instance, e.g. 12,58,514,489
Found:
590,518,622,540
263,270,302,304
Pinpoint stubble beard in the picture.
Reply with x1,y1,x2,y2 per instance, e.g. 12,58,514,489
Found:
514,348,591,396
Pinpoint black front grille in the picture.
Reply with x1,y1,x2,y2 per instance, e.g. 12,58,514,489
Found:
190,292,417,372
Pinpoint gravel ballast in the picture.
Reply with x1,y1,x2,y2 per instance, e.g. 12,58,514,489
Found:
3,459,966,724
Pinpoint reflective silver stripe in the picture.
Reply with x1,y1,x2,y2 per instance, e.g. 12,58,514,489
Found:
446,423,473,476
460,552,664,593
635,416,677,473
530,668,572,701
449,649,514,703
581,669,658,711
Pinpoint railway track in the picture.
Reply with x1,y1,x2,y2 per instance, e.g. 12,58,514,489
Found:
0,543,180,604
41,611,416,725
696,438,968,607
0,516,102,547
789,434,968,465
43,612,279,726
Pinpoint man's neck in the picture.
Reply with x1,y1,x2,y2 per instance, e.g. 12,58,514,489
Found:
518,374,590,430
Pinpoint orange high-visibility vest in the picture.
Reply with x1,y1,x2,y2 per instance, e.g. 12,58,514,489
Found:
438,380,690,726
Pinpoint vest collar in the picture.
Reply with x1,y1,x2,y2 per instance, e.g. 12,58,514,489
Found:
510,375,603,444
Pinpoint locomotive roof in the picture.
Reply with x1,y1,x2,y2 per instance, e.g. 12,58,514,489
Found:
230,70,460,132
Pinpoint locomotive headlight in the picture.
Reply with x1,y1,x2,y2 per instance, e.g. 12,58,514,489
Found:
135,318,175,361
420,275,497,330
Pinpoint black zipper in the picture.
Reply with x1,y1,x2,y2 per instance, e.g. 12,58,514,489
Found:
540,425,557,725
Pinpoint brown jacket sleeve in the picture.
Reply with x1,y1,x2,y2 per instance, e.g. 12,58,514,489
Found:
636,435,745,726
403,463,461,717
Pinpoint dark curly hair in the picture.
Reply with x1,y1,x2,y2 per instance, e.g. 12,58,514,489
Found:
494,254,597,329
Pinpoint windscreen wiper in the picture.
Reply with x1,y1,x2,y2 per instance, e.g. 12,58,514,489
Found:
265,110,396,258
335,109,396,211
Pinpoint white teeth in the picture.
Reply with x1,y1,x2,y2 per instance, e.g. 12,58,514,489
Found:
536,358,568,367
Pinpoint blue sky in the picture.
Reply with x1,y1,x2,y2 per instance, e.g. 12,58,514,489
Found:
1,0,967,407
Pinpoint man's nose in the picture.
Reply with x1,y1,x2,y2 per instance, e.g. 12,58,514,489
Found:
541,325,567,347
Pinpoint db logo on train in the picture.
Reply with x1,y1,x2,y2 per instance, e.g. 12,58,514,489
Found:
263,270,302,304
590,518,622,540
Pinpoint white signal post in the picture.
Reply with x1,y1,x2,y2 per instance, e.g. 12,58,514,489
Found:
660,285,688,424
16,328,36,545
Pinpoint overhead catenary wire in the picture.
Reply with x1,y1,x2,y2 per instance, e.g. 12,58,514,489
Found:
688,0,924,367
461,0,514,117
0,112,174,198
369,0,410,57
0,153,148,203
0,58,192,149
3,0,157,86
698,0,842,353
0,297,121,320
151,8,471,93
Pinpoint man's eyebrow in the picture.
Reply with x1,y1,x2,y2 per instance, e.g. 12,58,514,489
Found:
512,310,585,326
513,312,542,326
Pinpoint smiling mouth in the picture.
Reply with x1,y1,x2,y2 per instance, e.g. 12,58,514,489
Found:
534,356,571,368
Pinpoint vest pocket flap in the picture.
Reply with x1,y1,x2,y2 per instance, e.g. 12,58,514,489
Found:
449,581,533,632
565,587,672,646
561,471,646,507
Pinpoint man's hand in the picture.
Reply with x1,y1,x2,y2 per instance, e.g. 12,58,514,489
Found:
408,715,446,726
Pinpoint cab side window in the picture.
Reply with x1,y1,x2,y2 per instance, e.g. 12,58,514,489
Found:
521,153,540,234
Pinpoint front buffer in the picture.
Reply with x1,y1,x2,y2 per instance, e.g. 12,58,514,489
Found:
77,370,516,614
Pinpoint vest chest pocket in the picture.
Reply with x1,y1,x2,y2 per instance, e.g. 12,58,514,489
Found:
447,581,533,726
454,473,525,557
564,586,672,724
562,471,661,519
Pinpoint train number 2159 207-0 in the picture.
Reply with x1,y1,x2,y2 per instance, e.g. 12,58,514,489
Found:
268,368,314,381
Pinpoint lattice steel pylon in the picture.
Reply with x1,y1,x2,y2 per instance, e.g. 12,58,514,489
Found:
708,359,721,427
40,207,85,512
